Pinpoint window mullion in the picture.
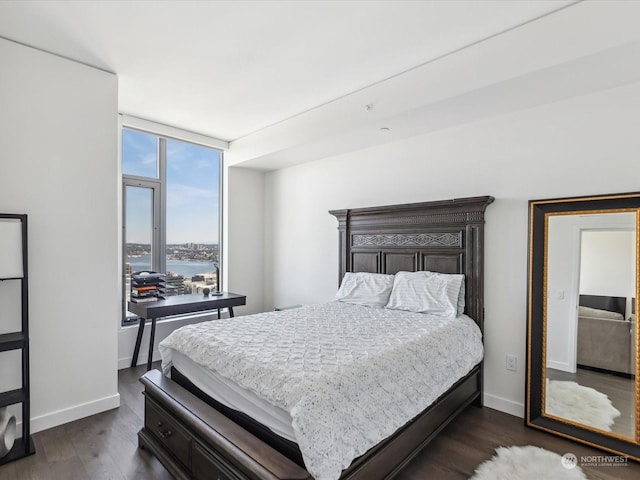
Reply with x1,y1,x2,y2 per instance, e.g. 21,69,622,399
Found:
157,138,167,275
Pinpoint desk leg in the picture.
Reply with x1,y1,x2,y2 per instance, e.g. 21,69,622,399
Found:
147,318,157,372
217,308,221,320
229,307,235,318
131,318,146,368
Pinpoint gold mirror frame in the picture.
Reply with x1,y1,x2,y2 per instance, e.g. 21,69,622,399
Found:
526,192,640,460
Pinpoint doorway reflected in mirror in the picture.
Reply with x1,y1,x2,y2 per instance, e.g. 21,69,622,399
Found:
527,192,640,461
545,212,636,439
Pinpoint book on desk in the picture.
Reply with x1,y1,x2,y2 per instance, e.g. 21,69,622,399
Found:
131,271,166,303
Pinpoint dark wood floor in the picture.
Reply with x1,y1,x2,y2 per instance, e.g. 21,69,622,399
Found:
1,364,639,479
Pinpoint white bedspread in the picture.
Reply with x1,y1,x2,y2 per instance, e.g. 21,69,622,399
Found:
159,302,483,480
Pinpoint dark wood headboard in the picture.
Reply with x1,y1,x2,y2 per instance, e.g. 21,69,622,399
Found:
579,294,626,317
329,196,494,330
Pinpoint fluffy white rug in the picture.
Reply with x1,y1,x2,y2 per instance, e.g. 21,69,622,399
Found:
546,379,620,432
470,446,588,480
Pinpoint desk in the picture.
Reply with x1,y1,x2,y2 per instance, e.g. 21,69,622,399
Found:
128,292,246,371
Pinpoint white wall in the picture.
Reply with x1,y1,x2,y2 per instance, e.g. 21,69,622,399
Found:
581,229,636,304
227,167,265,315
546,216,578,373
263,80,640,417
0,38,119,432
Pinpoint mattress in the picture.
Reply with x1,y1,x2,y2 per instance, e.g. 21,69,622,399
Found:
159,301,483,480
169,348,297,441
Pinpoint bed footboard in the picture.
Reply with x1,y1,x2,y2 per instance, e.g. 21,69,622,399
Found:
138,367,481,480
138,370,311,480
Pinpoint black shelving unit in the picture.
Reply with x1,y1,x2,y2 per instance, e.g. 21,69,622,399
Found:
0,213,35,464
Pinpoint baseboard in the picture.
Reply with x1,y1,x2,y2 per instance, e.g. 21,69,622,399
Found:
484,392,524,418
547,360,574,372
118,350,161,370
30,393,121,434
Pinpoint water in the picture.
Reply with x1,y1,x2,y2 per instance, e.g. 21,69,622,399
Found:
127,254,215,278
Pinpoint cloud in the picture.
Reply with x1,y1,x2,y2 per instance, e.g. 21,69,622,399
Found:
167,183,218,207
141,152,156,165
166,139,221,173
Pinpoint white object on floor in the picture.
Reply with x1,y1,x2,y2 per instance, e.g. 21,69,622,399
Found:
470,445,588,480
546,379,621,431
0,406,16,458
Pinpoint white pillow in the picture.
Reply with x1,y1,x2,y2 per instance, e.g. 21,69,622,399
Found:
385,271,464,318
457,280,465,317
334,272,395,308
578,305,624,321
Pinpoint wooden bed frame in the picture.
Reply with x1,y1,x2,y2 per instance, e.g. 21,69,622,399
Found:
579,294,626,317
138,195,494,480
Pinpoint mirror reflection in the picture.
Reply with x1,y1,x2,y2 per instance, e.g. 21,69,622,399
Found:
545,211,636,438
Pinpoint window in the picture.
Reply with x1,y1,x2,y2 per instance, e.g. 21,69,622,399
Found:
122,127,222,324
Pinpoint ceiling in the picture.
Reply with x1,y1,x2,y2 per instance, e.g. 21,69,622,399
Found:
2,1,640,170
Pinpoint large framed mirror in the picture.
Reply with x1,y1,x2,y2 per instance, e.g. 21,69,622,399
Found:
527,192,640,460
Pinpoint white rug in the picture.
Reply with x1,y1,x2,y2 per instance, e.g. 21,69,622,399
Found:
470,446,588,480
546,379,620,432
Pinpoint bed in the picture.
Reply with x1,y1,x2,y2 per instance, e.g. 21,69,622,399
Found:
577,294,635,376
137,196,494,480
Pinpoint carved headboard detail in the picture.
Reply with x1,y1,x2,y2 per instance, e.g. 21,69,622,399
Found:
329,196,494,331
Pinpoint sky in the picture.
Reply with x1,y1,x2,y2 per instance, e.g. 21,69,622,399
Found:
122,129,220,244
